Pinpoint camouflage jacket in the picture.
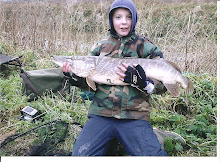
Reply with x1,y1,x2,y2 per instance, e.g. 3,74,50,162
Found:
84,32,167,121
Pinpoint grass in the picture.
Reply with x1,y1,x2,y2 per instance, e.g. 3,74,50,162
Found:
150,73,217,156
0,0,217,157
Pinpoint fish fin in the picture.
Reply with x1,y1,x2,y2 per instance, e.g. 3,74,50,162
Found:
166,60,181,72
163,83,180,97
86,77,97,91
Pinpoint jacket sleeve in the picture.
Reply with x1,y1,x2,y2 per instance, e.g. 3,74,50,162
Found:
143,40,167,95
66,73,93,91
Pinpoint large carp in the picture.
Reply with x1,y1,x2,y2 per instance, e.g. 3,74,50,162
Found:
52,55,194,103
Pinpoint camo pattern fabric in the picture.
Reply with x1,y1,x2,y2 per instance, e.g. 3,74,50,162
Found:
88,32,167,121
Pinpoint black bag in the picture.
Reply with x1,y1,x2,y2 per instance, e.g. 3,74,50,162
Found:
20,67,70,101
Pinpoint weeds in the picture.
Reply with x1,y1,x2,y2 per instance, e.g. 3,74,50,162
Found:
150,73,217,156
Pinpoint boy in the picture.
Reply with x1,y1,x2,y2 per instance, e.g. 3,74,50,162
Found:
63,0,182,156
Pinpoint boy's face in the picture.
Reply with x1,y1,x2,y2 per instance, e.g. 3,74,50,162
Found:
112,8,132,37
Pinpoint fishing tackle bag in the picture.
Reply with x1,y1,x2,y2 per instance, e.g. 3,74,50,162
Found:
20,67,70,101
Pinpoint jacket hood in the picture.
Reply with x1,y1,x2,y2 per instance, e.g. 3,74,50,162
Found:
109,0,138,37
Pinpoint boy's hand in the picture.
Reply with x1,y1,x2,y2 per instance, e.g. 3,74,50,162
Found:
62,62,73,78
117,63,154,93
62,62,71,73
117,63,146,89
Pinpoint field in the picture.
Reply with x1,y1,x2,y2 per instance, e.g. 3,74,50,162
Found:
0,0,217,157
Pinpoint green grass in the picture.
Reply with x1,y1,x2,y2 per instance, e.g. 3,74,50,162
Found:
150,73,217,156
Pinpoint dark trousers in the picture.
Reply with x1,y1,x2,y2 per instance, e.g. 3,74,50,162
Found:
72,114,167,156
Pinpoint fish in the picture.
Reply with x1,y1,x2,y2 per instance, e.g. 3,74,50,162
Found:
52,55,194,104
